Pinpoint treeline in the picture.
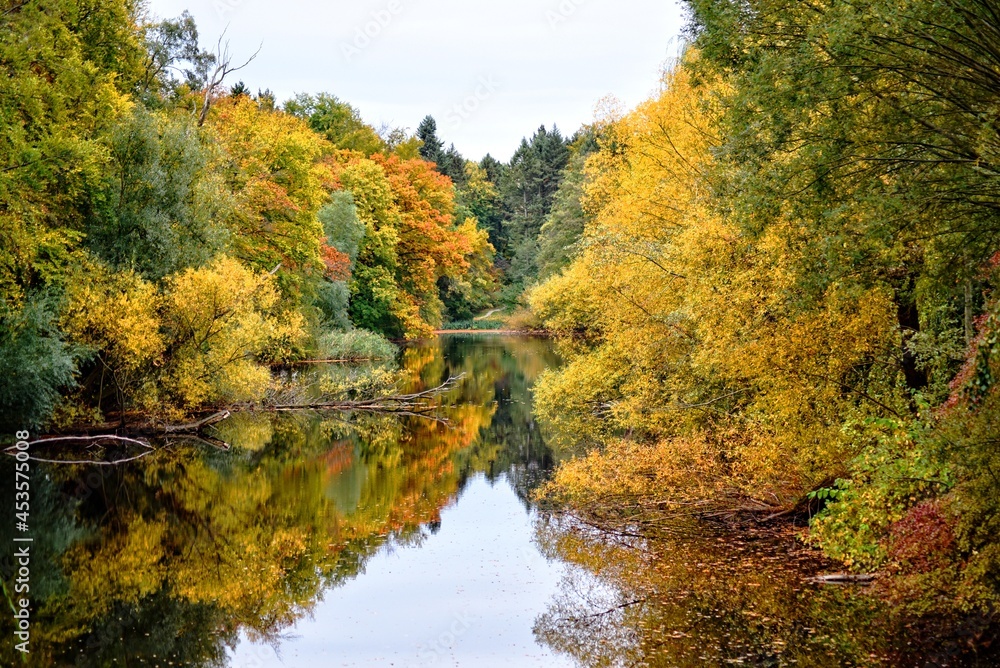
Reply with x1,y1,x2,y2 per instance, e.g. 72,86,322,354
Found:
530,0,1000,625
411,115,601,305
0,1,500,429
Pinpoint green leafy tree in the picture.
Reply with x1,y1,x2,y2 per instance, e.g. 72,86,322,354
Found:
137,10,216,102
87,107,231,281
0,0,145,307
284,93,385,154
316,191,366,327
536,127,599,279
457,162,504,252
0,297,79,430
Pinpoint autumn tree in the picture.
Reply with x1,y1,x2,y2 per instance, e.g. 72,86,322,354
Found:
205,95,330,302
532,60,905,527
284,93,386,155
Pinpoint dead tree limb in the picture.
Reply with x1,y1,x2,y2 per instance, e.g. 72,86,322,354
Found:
197,32,261,126
161,411,231,434
268,374,465,412
3,435,157,466
16,451,157,467
9,435,154,451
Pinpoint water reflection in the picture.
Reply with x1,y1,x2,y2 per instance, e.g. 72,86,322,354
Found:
532,516,1000,667
9,335,977,667
0,335,561,667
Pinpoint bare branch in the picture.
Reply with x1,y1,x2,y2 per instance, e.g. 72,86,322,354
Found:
198,33,262,126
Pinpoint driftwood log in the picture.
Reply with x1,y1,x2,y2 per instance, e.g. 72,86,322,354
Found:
809,573,875,585
5,375,464,465
266,374,464,414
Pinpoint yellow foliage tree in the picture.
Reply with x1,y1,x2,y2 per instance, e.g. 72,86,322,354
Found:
61,263,164,413
61,256,305,418
533,59,908,513
206,96,331,299
158,256,305,410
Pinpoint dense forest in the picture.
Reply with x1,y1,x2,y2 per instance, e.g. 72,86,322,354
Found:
5,0,1000,648
0,0,581,431
528,0,1000,638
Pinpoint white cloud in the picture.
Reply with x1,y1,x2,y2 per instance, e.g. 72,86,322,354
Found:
146,0,687,161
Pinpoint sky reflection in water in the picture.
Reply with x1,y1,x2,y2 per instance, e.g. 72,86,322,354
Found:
231,474,574,668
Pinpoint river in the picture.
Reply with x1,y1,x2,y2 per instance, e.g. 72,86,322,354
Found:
1,335,994,666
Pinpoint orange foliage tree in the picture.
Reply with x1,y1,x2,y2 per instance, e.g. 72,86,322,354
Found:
325,151,490,338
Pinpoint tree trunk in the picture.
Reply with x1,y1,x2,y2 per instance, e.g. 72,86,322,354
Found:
965,279,975,346
896,291,928,392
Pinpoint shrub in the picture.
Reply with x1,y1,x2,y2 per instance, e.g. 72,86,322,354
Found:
0,297,79,430
316,329,397,362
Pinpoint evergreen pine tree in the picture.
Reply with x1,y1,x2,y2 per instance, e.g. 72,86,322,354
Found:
416,115,445,165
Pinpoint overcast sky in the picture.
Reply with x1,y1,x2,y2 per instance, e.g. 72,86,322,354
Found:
145,0,688,161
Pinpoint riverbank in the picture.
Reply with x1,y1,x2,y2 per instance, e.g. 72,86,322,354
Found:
534,467,1000,665
535,507,1000,666
433,329,544,335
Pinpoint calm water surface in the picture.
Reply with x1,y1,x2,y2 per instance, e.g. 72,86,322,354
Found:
230,476,573,667
1,335,581,667
2,335,991,667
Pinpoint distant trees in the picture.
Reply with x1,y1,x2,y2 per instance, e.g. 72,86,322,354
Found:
416,115,444,164
457,162,504,252
492,126,571,300
415,115,466,186
503,126,570,242
408,117,599,305
322,150,489,338
534,128,598,281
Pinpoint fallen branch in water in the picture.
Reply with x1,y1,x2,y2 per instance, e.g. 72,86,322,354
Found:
3,434,157,466
14,450,156,467
2,413,233,466
265,374,465,415
809,573,875,585
12,376,465,464
13,434,153,450
160,411,231,434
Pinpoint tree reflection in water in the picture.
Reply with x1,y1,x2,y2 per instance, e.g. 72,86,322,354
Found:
0,335,560,667
5,335,993,667
532,514,999,667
